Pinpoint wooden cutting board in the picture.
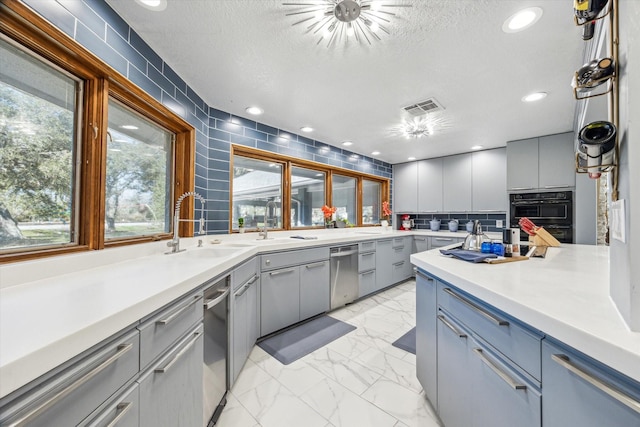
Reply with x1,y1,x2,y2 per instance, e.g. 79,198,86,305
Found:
485,255,529,264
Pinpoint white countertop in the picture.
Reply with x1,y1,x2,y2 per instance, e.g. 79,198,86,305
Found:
0,227,467,398
411,244,640,383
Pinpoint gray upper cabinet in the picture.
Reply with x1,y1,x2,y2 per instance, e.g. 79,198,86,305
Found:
443,154,472,212
507,133,575,191
507,138,539,191
472,148,507,211
393,162,418,212
538,133,576,189
417,158,443,212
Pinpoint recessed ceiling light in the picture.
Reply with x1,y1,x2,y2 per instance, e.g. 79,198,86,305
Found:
408,156,416,161
471,145,483,150
342,141,353,146
245,106,263,115
371,151,380,155
120,125,138,130
522,92,548,102
134,0,167,11
300,126,314,133
503,7,543,33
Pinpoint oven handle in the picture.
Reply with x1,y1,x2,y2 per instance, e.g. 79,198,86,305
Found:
511,200,541,205
204,287,230,310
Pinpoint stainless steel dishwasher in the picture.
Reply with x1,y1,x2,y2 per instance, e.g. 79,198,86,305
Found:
330,244,359,309
203,277,230,427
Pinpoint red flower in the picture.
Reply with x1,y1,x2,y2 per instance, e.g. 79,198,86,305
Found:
321,205,336,219
382,201,392,219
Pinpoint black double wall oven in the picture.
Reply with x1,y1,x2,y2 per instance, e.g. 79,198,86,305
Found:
510,191,574,243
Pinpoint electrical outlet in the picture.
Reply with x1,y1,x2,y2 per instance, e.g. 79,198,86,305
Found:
496,220,503,228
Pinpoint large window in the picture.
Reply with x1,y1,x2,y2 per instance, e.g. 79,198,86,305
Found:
231,146,388,231
0,37,80,252
232,156,283,230
0,3,194,262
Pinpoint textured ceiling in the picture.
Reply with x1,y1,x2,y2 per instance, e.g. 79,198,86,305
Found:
105,0,585,164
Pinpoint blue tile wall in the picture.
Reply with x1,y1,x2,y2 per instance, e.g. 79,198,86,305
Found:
22,0,393,234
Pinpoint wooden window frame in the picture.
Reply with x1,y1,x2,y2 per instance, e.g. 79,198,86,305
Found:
231,145,390,232
0,1,194,263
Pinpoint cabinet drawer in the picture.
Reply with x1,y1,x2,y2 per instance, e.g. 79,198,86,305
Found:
138,292,203,368
358,252,376,272
358,240,376,253
233,256,258,291
392,237,406,248
430,236,461,249
79,383,139,427
261,247,329,271
391,260,411,284
437,283,542,380
0,329,140,427
359,270,376,297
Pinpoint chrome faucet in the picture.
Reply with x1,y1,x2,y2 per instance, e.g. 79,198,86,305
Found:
166,191,206,254
259,200,277,240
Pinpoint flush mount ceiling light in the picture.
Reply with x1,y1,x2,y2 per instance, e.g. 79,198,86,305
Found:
134,0,167,11
342,140,353,146
245,106,263,115
522,92,548,102
502,7,543,33
371,151,380,155
392,113,452,139
471,145,484,150
407,157,416,161
300,126,314,132
283,0,412,46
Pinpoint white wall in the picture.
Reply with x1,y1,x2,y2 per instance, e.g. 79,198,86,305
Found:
610,0,640,331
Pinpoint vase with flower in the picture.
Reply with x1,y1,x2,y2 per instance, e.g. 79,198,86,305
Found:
381,201,392,230
321,205,336,228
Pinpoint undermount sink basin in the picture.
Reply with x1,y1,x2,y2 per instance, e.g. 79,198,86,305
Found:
182,246,245,258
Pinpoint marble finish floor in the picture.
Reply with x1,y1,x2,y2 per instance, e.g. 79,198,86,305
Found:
218,279,442,427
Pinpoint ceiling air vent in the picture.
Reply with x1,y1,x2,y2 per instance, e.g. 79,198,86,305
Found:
403,98,444,116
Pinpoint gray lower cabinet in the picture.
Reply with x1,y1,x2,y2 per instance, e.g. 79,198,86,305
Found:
359,269,376,297
416,272,437,408
261,266,300,336
232,272,259,384
300,260,330,320
413,236,430,253
375,239,393,291
542,339,640,427
80,383,139,427
0,329,140,427
429,236,463,249
376,237,412,292
138,324,204,427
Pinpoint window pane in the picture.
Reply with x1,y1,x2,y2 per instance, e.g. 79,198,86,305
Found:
362,180,381,224
0,38,79,251
232,156,282,230
291,167,325,227
105,99,173,240
332,174,357,225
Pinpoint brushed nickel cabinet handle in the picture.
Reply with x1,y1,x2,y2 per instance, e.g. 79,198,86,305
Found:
105,401,133,427
437,314,467,338
155,330,202,374
474,348,526,390
205,287,229,310
416,271,434,282
551,354,640,414
443,288,509,327
305,261,326,269
9,343,133,426
157,295,200,325
269,268,296,276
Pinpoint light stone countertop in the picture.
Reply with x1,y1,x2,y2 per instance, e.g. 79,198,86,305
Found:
0,227,476,399
411,244,640,384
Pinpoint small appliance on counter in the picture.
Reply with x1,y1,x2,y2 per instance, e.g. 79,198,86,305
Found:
430,218,441,231
400,214,414,231
462,220,491,251
448,219,459,232
503,228,520,257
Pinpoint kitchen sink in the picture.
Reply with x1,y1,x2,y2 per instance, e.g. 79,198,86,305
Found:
182,246,246,258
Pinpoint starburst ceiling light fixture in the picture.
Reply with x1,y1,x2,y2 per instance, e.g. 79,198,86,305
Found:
283,0,412,46
392,114,452,139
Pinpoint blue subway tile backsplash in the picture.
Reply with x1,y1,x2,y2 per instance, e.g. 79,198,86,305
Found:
25,0,393,234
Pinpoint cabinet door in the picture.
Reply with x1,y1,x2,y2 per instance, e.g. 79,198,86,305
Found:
300,260,330,320
393,162,418,212
246,277,260,353
138,325,204,427
232,285,248,383
507,138,539,191
542,340,640,427
416,272,438,408
80,384,139,427
538,132,576,189
260,267,300,336
437,309,473,427
443,154,472,212
472,148,507,212
470,339,541,427
417,158,443,212
375,239,393,291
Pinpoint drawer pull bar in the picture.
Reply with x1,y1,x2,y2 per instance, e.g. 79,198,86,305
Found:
155,330,202,374
434,238,453,241
205,287,230,310
443,288,509,327
473,348,527,390
414,237,427,241
269,268,296,276
551,354,640,414
305,261,326,269
437,314,467,338
157,295,200,325
235,276,257,298
361,270,375,276
105,401,133,427
9,343,133,426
